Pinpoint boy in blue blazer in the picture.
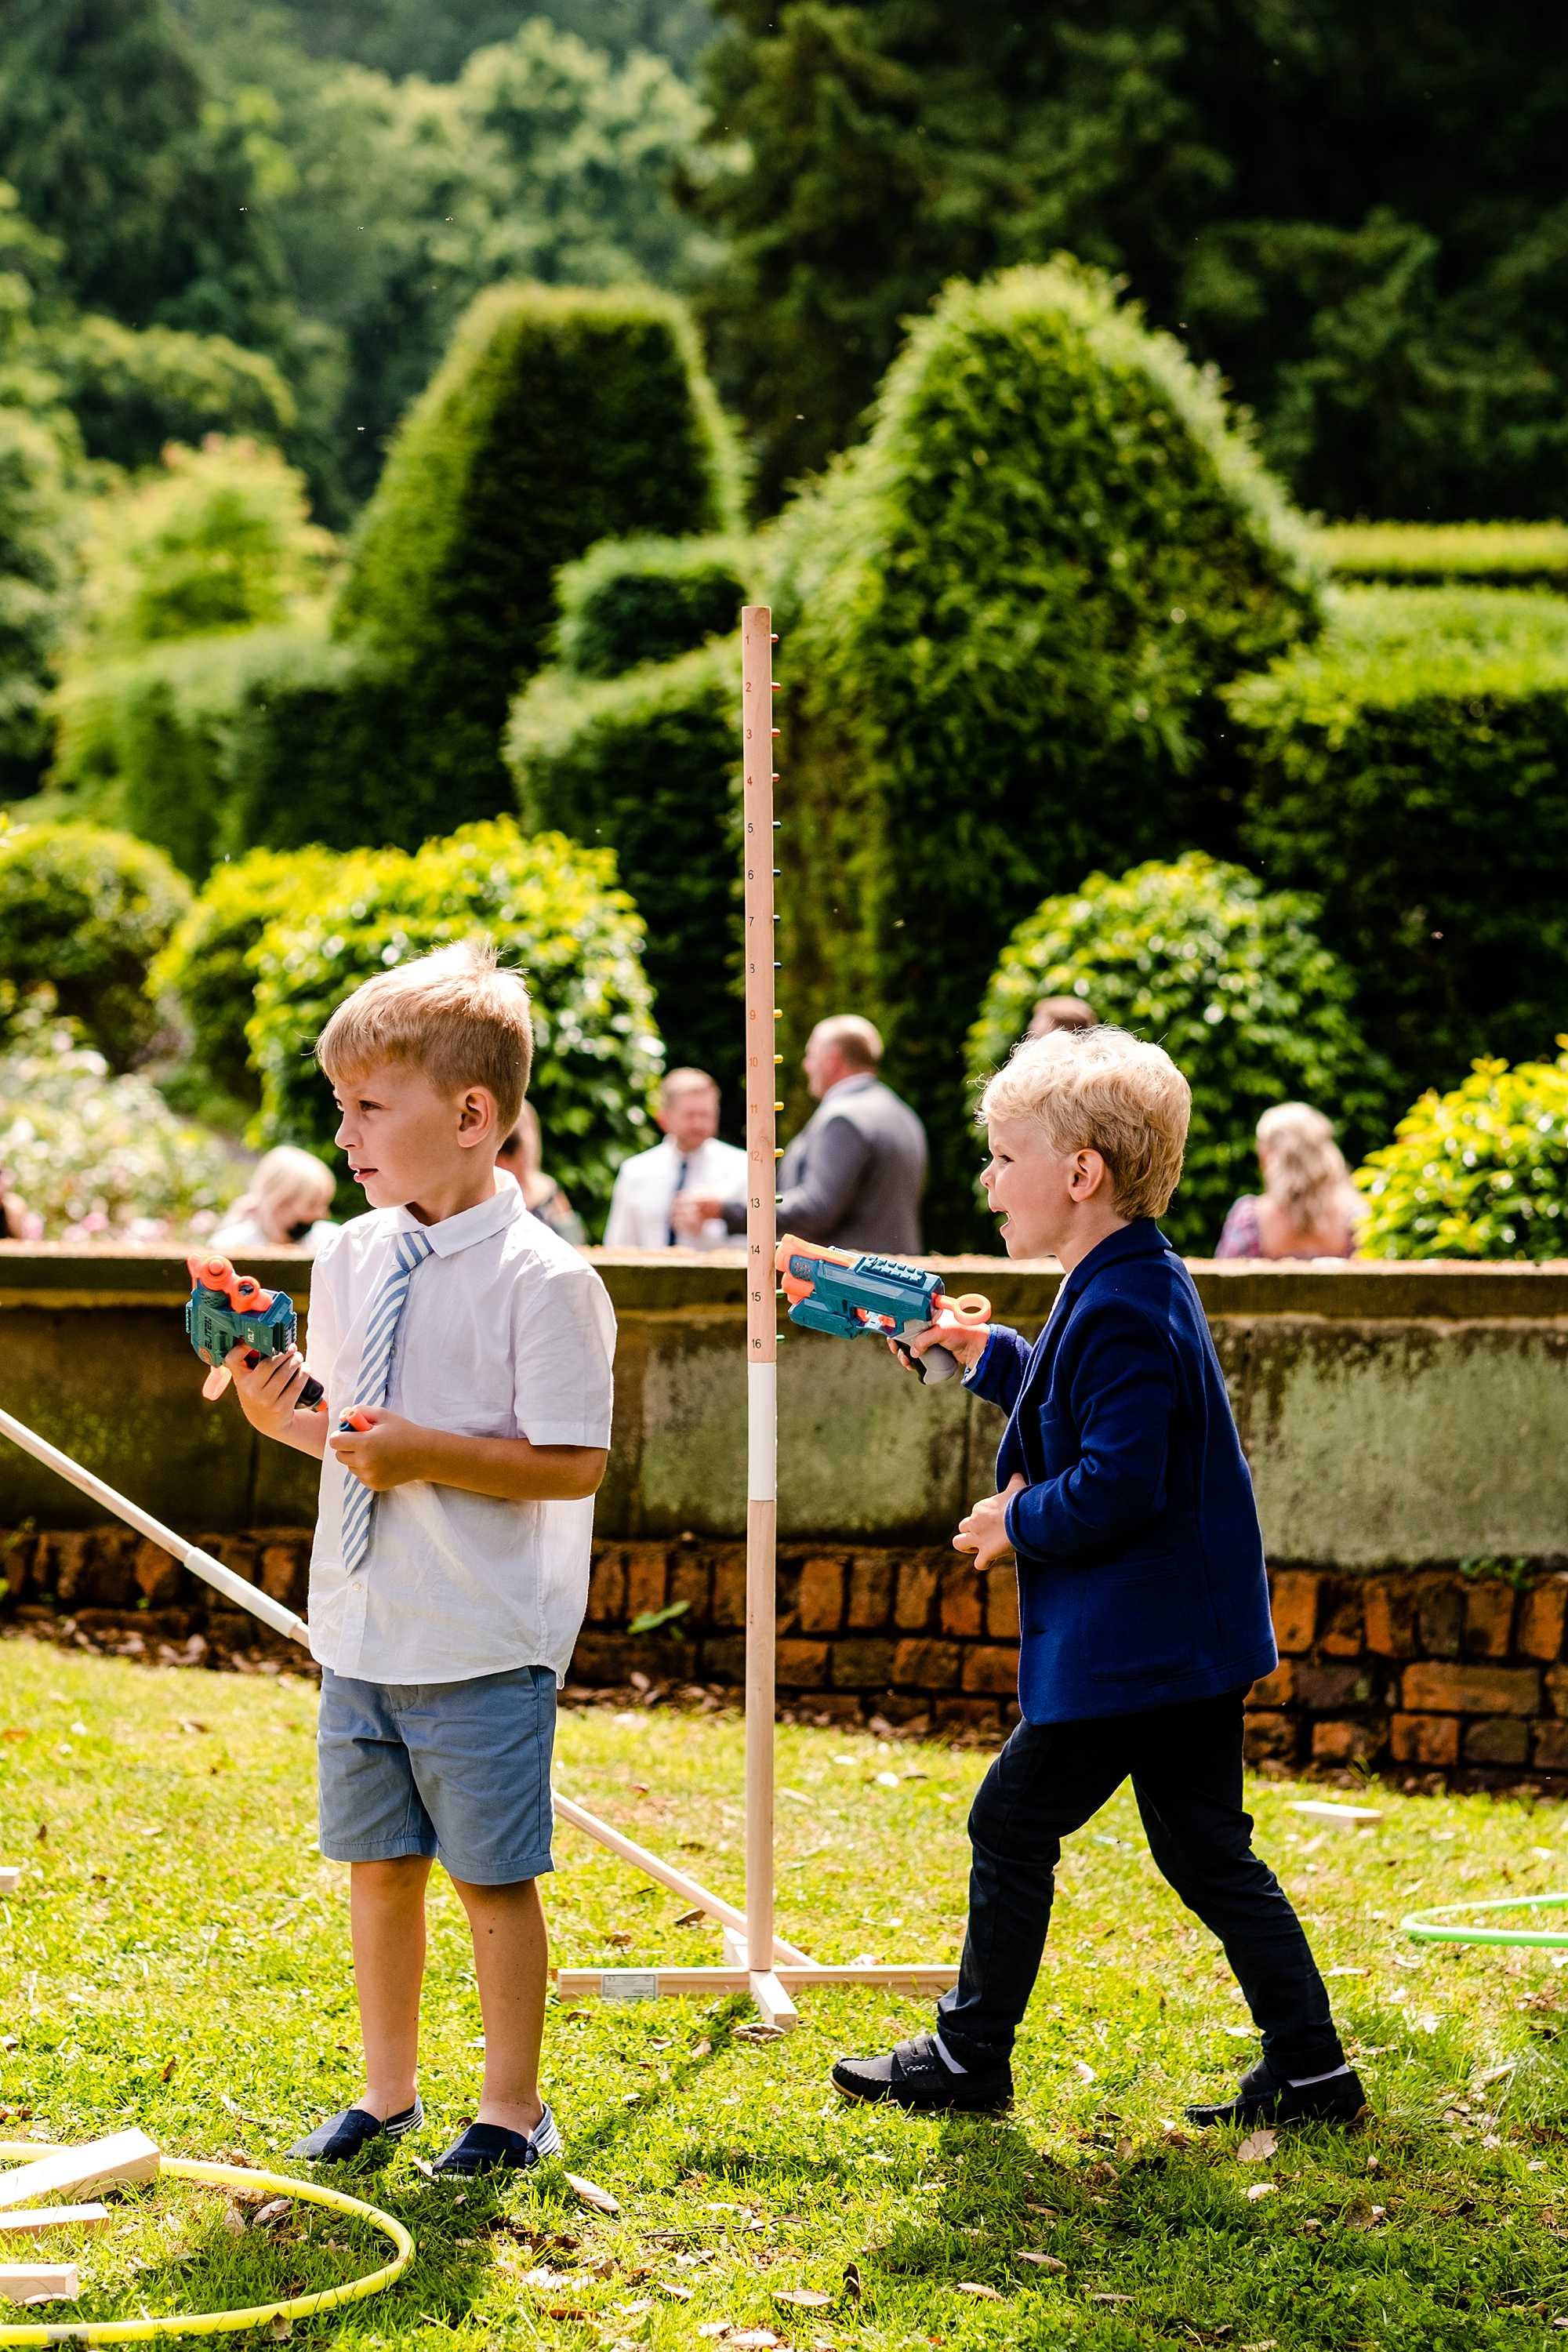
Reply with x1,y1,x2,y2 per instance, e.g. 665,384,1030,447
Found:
833,1028,1364,2128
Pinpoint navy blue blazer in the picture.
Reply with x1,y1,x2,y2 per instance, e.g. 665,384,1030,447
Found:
971,1219,1277,1723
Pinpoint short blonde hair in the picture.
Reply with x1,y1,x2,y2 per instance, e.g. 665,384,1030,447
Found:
230,1145,334,1236
316,937,532,1130
978,1026,1190,1220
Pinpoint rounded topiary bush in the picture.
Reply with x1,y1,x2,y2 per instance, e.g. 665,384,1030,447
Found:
149,844,343,1118
0,819,191,1070
967,852,1387,1256
771,260,1322,1235
554,535,753,680
248,819,662,1231
1355,1049,1568,1261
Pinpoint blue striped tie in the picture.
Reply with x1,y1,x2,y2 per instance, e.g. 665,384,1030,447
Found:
339,1228,434,1576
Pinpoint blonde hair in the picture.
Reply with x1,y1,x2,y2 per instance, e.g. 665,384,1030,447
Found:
228,1145,334,1242
978,1026,1190,1220
659,1065,719,1109
316,937,532,1130
1257,1102,1356,1232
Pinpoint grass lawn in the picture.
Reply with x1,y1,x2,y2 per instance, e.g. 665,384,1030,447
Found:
3,1635,1568,2349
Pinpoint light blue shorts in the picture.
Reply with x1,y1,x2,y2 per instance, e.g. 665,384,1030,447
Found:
317,1664,556,1886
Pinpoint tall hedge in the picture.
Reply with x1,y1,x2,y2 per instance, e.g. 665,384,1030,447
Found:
553,535,753,680
331,285,742,837
248,819,662,1231
1318,522,1568,591
1231,587,1568,1103
768,263,1321,1234
0,819,190,1070
508,638,740,1102
968,854,1386,1257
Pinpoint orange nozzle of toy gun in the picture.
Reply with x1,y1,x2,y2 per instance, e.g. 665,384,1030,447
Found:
774,1232,856,1306
186,1253,274,1314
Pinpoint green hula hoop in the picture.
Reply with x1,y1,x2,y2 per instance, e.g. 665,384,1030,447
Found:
1402,1889,1568,1949
0,2145,413,2347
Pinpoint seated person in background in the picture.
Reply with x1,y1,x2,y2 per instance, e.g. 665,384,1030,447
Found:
604,1068,746,1249
1,1162,42,1242
1027,994,1098,1040
499,1103,586,1248
1214,1102,1363,1261
212,1145,338,1254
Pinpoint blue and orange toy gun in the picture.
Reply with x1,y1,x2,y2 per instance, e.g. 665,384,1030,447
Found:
775,1234,990,1384
185,1253,325,1410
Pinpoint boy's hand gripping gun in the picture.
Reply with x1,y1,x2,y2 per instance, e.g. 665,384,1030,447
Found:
775,1235,990,1384
185,1253,325,1410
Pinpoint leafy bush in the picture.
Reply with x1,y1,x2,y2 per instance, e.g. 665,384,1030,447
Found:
509,638,739,1101
1317,522,1568,590
769,262,1321,1233
968,853,1386,1257
149,844,342,1119
0,1006,239,1241
0,407,74,793
48,316,296,473
1356,1049,1568,1261
0,819,190,1069
554,535,753,679
331,284,742,837
248,818,662,1230
1231,587,1568,1103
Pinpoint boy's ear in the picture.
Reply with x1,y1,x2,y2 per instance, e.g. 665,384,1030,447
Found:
1070,1148,1110,1200
456,1086,500,1148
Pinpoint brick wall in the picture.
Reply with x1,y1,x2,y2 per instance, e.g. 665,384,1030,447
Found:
7,1526,1568,1781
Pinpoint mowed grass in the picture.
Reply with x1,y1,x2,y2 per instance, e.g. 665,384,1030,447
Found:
3,1637,1568,2349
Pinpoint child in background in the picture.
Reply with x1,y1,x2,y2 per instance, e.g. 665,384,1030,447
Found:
833,1027,1364,2129
223,940,615,2176
211,1144,338,1254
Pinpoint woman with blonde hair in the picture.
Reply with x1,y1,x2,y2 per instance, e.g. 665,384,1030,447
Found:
1214,1102,1362,1261
210,1145,338,1254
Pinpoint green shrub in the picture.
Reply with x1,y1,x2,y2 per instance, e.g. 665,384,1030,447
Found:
967,853,1387,1258
1318,522,1568,590
554,535,753,680
1231,586,1568,1102
248,818,662,1231
1356,1048,1568,1261
0,407,74,795
148,844,342,1119
768,262,1321,1234
331,284,742,838
0,818,190,1069
509,637,739,1101
48,316,295,473
0,1003,238,1240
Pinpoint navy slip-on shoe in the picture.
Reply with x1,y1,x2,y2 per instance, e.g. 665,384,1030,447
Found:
285,2096,423,2163
832,2034,1013,2114
1185,2059,1369,2129
431,2104,562,2178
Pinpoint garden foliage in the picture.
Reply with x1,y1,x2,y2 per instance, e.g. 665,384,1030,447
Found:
0,819,189,1070
1356,1048,1568,1262
0,405,74,793
969,853,1384,1257
247,818,662,1229
553,535,752,679
771,262,1320,1229
1318,522,1568,591
1231,587,1568,1103
509,637,739,1100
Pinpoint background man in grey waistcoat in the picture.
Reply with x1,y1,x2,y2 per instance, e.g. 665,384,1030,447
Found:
672,1014,928,1255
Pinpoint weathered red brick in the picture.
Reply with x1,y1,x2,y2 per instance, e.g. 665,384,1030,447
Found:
892,1638,962,1689
1318,1581,1364,1657
1417,1581,1464,1658
1519,1577,1568,1662
568,1632,642,1684
894,1558,939,1632
1391,1713,1461,1766
1294,1661,1374,1711
1462,1718,1529,1766
132,1537,183,1609
1269,1570,1319,1653
939,1563,985,1639
259,1542,307,1606
961,1645,1018,1695
829,1637,897,1690
776,1638,831,1686
1531,1721,1568,1772
586,1549,626,1624
1463,1580,1516,1660
985,1573,1020,1641
701,1634,746,1684
668,1555,713,1623
1243,1710,1298,1762
710,1556,747,1630
1249,1661,1295,1707
1401,1661,1541,1716
1312,1716,1385,1764
847,1555,894,1628
623,1546,667,1621
935,1696,1008,1730
1363,1580,1420,1659
797,1556,845,1634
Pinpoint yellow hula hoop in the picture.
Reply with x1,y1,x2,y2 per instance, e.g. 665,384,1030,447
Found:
0,2147,414,2347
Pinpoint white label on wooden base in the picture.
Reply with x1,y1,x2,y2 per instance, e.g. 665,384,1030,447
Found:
598,1971,660,2002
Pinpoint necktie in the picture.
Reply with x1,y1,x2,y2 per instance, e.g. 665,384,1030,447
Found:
666,1152,691,1247
340,1227,434,1575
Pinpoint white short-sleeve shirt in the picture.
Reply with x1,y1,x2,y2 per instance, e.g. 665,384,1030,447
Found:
602,1134,747,1250
303,1171,615,1686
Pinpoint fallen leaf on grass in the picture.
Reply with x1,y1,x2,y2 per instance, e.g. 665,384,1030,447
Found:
1018,2252,1066,2272
565,2172,619,2214
697,2328,731,2342
1241,2340,1278,2349
267,2319,292,2342
521,2269,579,2294
1244,2183,1277,2202
1236,2129,1277,2162
957,2282,1003,2299
1072,2060,1096,2085
1091,2292,1132,2304
616,2299,653,2317
691,2038,713,2058
220,2204,247,2236
735,2023,786,2045
252,2200,291,2230
661,2282,694,2301
1477,2062,1517,2088
676,1907,706,1927
842,2263,862,2299
731,2332,783,2347
607,1930,634,1950
775,2288,832,2309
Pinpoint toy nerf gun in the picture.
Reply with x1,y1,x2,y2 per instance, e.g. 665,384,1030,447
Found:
775,1235,990,1384
185,1253,325,1410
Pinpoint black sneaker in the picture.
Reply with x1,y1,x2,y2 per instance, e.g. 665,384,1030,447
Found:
1185,2060,1369,2130
431,2107,562,2178
831,2033,1013,2114
286,2096,423,2162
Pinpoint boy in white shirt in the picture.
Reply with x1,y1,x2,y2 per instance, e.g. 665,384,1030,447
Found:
223,940,615,2178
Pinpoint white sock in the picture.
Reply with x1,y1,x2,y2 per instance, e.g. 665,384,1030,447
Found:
934,2034,968,2075
1287,2062,1352,2088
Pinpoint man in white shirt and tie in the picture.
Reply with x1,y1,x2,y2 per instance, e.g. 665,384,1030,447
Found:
602,1068,747,1250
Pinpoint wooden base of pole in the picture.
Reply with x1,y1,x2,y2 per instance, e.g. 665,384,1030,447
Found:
556,1962,960,2002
